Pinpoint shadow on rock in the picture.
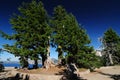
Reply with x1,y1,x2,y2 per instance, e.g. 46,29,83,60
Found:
55,69,87,80
0,73,30,80
111,75,120,80
97,71,120,80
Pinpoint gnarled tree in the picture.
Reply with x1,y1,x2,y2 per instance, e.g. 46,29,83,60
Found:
0,0,51,68
101,28,120,65
52,5,69,65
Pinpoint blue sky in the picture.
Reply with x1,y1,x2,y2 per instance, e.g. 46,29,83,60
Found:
0,0,120,61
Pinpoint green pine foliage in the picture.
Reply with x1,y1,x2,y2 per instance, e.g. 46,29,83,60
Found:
0,1,102,70
51,5,69,65
0,0,51,68
63,14,101,70
52,6,101,69
101,28,120,65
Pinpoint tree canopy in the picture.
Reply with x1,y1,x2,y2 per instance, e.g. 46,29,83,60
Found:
101,28,120,65
51,5,101,69
0,0,51,68
0,0,102,70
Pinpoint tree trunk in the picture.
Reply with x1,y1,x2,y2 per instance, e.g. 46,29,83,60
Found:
20,56,29,69
33,59,38,69
41,53,47,67
58,45,63,65
44,44,51,69
109,53,113,65
43,36,54,69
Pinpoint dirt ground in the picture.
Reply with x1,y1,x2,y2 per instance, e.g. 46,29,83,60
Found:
18,66,120,80
18,66,66,75
80,66,120,80
1,66,120,80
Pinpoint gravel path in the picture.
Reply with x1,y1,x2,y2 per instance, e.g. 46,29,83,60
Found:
81,66,120,80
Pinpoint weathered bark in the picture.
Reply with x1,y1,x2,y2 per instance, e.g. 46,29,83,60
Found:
44,44,51,69
32,54,39,69
109,53,113,65
106,49,113,65
42,58,44,66
33,59,38,69
23,58,28,68
43,36,54,69
58,45,63,65
20,56,29,69
41,53,46,67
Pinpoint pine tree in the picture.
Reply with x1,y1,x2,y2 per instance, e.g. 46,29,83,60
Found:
0,0,51,68
52,6,101,69
101,28,120,65
63,14,100,69
52,5,68,65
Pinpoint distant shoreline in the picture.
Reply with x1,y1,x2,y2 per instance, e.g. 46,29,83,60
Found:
4,67,15,71
3,62,42,68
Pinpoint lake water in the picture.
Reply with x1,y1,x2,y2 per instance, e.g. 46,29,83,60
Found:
3,63,42,68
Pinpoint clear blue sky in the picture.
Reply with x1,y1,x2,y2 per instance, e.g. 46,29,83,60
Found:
0,0,120,61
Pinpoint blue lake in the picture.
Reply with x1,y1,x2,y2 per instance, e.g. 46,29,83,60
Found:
3,63,42,68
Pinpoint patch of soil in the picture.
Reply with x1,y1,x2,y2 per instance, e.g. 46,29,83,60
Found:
18,66,66,75
78,68,88,72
